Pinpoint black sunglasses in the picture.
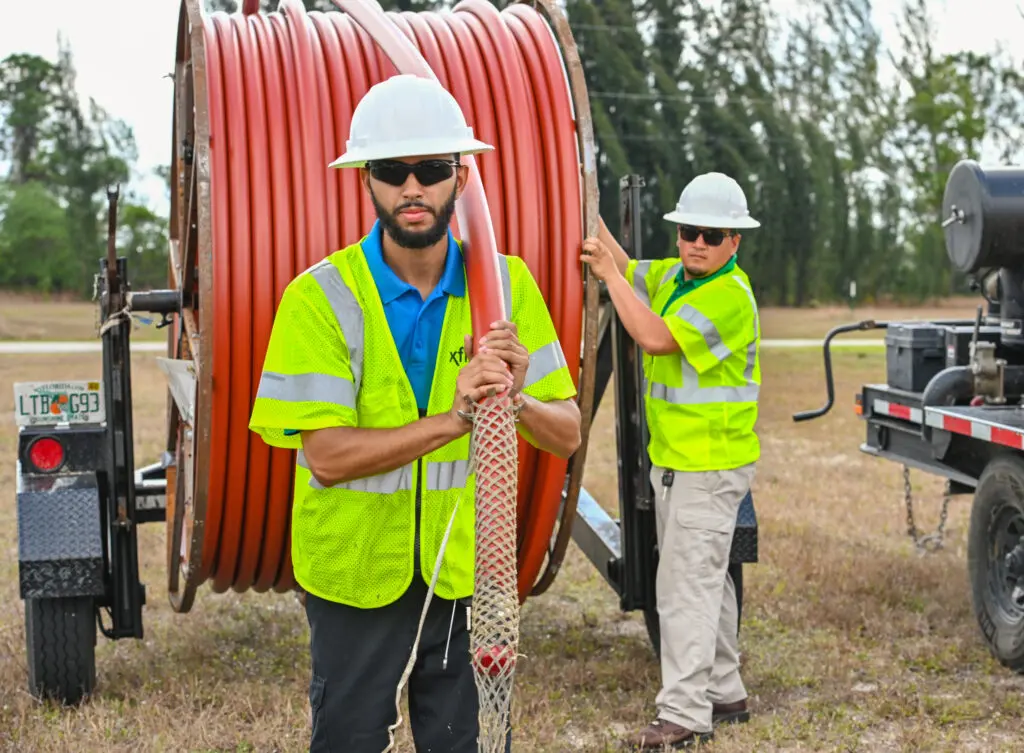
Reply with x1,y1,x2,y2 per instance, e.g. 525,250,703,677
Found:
367,159,460,187
678,225,733,247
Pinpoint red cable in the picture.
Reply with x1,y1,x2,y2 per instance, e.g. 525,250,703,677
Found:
234,12,272,593
251,10,295,594
506,4,585,597
216,12,253,595
179,1,585,603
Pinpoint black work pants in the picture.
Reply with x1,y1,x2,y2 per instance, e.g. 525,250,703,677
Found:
304,577,513,753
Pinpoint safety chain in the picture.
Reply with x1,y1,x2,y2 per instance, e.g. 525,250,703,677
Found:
902,465,951,554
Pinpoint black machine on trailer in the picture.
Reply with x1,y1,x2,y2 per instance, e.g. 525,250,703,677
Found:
13,186,181,704
794,159,1024,673
569,174,759,653
10,176,758,706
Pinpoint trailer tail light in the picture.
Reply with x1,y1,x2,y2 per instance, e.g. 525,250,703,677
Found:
854,394,863,416
27,436,65,473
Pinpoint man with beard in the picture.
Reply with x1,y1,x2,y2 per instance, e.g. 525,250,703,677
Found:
580,172,761,750
249,74,581,753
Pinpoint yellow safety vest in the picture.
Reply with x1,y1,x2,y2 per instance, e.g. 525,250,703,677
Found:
249,238,576,608
625,255,761,473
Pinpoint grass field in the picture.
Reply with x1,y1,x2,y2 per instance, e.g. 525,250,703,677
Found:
0,292,166,343
1,297,1023,752
757,297,981,340
0,290,983,343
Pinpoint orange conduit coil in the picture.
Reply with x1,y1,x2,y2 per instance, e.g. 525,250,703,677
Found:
165,0,600,613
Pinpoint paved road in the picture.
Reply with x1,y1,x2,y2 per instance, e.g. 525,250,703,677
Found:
0,338,886,355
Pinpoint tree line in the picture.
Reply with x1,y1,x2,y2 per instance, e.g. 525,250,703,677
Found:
2,0,1023,305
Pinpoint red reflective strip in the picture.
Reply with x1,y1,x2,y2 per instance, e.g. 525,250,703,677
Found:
888,403,912,420
943,416,973,436
991,427,1024,449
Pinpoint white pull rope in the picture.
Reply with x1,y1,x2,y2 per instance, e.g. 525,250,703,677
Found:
381,461,471,753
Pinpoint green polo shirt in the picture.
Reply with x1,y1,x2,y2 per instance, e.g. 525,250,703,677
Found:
659,254,738,316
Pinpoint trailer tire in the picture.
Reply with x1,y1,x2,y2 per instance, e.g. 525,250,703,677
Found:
969,454,1024,674
24,596,97,705
643,563,744,659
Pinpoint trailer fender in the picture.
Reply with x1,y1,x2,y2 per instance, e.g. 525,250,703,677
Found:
17,471,106,600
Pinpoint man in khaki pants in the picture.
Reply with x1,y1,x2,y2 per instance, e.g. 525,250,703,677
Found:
580,172,762,749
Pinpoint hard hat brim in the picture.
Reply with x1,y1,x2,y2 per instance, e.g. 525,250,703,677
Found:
329,137,495,169
663,209,761,229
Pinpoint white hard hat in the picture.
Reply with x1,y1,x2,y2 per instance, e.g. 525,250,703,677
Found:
663,172,760,229
329,75,494,168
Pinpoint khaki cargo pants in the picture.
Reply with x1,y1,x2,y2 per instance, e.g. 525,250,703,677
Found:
650,462,756,734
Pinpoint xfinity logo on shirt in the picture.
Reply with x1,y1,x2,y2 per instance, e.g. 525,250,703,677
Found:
448,346,469,365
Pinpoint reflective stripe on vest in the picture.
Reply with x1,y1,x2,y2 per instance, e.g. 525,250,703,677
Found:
498,255,512,320
631,260,681,308
255,258,366,408
297,451,471,493
493,254,566,386
256,371,356,410
524,340,568,388
649,274,759,405
310,258,365,392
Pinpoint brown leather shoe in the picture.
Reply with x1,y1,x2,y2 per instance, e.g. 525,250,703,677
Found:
624,718,714,749
712,698,750,726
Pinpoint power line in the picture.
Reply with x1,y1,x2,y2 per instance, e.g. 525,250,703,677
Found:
588,89,867,106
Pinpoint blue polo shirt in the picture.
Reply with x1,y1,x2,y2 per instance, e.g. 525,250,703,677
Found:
283,222,463,437
362,220,464,412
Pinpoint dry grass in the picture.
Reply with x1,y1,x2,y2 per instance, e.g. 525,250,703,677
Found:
758,297,982,340
0,291,984,344
1,303,1023,752
0,292,165,342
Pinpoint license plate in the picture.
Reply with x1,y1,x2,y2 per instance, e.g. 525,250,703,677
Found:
13,380,106,427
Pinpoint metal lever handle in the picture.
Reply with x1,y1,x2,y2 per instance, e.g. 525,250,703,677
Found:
792,319,889,422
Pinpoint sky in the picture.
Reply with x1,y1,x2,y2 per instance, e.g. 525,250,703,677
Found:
2,0,1023,220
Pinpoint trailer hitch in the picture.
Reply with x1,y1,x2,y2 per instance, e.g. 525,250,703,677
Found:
792,319,890,422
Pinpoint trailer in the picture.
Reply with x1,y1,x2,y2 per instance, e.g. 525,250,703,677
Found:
794,159,1024,673
13,187,179,704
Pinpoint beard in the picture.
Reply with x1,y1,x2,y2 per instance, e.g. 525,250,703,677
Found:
371,185,457,250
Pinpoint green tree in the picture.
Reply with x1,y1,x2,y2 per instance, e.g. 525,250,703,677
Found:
0,43,138,297
117,202,171,292
0,54,61,185
0,181,74,292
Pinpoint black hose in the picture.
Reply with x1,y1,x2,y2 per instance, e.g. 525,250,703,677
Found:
921,366,975,409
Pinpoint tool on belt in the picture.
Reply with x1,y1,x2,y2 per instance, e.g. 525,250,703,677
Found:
661,469,674,505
